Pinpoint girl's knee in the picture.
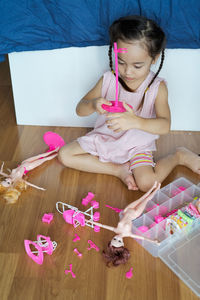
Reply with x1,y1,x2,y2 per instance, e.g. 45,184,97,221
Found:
58,145,71,166
135,175,156,192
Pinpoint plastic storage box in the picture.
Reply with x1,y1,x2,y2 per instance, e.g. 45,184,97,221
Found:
131,177,200,297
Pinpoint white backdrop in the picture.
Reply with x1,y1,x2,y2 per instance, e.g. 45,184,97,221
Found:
8,47,200,130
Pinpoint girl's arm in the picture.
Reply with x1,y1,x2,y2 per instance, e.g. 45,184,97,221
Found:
137,81,171,135
106,82,171,135
76,77,111,116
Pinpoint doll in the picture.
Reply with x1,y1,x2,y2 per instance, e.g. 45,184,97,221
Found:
89,181,161,266
0,148,58,204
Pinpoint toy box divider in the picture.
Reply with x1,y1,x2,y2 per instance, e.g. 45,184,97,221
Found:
130,177,200,297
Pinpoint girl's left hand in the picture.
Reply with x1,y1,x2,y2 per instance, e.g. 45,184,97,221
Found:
106,102,139,132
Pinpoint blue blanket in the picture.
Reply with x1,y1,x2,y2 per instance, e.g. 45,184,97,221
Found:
0,0,199,62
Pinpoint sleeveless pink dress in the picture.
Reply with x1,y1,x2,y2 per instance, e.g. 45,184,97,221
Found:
77,71,165,164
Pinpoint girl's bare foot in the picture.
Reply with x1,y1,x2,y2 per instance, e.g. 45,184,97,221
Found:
176,147,200,175
118,163,138,190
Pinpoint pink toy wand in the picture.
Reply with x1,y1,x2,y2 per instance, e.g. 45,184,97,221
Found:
102,42,132,113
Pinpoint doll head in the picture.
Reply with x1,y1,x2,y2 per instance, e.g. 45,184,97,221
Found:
102,237,130,267
0,179,27,204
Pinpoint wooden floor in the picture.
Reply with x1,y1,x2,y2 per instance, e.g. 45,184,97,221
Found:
0,57,200,300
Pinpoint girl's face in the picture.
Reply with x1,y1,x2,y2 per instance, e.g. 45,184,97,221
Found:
116,39,157,90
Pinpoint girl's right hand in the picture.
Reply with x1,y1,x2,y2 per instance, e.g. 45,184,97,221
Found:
93,97,112,114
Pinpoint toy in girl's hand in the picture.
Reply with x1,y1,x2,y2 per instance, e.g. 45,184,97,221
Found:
24,235,57,265
0,148,58,204
102,42,133,113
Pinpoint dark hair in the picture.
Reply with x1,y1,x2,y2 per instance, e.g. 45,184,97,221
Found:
108,15,166,110
102,241,130,267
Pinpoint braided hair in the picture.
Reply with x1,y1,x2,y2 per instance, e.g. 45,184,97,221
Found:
108,15,166,111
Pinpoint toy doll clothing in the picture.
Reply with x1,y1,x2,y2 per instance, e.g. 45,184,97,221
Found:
77,71,166,165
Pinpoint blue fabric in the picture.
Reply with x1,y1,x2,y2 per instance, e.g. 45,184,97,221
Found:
0,0,199,61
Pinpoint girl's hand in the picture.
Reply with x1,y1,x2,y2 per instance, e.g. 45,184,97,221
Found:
106,102,139,132
93,97,112,114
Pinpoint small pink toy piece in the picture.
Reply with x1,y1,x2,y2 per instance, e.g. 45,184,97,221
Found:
93,211,100,221
165,209,178,217
82,192,95,206
90,200,99,209
149,222,156,229
87,240,99,252
43,131,65,151
73,248,82,258
73,233,80,242
37,235,54,255
138,226,149,233
42,213,54,224
65,264,76,278
94,225,100,232
146,204,159,212
126,267,133,279
189,203,200,215
105,205,123,213
154,215,164,223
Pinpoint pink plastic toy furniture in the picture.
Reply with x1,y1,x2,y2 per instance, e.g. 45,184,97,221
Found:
87,240,99,252
102,42,132,113
43,131,65,151
94,225,100,232
90,200,99,209
65,264,76,278
24,235,55,265
73,233,80,242
42,213,54,224
63,209,85,227
93,211,100,221
82,192,95,206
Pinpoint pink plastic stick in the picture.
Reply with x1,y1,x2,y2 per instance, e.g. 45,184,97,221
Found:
87,240,99,252
105,204,123,213
73,248,82,258
65,264,76,278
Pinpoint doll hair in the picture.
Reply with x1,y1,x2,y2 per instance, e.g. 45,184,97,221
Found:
0,180,27,204
102,241,130,267
108,15,166,111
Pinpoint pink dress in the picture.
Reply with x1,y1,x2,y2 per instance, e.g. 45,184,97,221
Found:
77,71,165,164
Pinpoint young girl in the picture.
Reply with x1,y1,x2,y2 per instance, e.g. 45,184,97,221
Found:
58,15,200,192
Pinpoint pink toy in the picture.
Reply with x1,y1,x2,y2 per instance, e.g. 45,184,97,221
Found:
126,267,133,279
63,209,85,227
82,192,95,206
105,205,123,213
189,203,200,215
149,222,156,229
154,215,164,223
87,240,99,252
93,211,100,221
42,213,54,224
90,200,99,209
65,264,76,278
73,248,82,258
94,225,101,232
43,131,65,151
24,235,57,265
102,42,132,113
73,233,80,242
138,226,149,233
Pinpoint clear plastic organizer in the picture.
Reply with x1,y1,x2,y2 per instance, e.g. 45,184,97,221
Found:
131,177,200,297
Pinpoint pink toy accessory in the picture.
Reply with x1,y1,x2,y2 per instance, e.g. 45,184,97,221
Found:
63,209,86,227
65,264,76,278
126,267,133,279
42,213,54,224
138,226,149,233
87,240,99,252
24,235,57,265
105,204,123,213
43,131,65,151
90,200,99,209
73,233,80,242
93,211,100,221
73,248,82,258
82,192,95,206
102,42,132,113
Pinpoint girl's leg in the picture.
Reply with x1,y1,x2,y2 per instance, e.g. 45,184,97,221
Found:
133,147,200,192
58,141,138,190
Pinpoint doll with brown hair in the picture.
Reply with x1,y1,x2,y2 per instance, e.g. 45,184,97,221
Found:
88,181,161,266
0,148,58,204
